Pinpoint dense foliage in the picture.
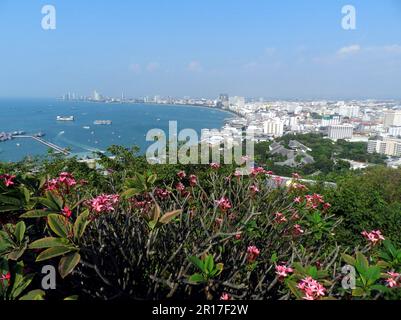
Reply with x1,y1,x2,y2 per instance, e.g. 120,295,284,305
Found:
255,133,387,178
1,146,401,301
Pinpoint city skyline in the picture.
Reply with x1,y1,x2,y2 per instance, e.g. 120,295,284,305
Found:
0,0,401,99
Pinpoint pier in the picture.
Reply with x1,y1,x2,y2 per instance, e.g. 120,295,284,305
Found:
13,135,70,156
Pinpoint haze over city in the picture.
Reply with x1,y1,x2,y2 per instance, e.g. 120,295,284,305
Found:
0,0,401,99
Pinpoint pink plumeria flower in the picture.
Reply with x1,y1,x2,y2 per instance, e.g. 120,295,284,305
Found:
297,277,326,300
88,194,120,214
323,203,332,210
0,272,11,287
273,176,284,185
249,185,259,194
275,265,294,278
220,293,231,300
293,224,304,236
210,163,221,170
292,173,301,180
294,197,302,204
189,174,198,187
251,167,266,177
247,246,260,263
241,155,250,164
177,171,186,180
0,174,16,187
361,230,385,245
155,188,171,200
274,212,287,224
62,206,72,219
234,170,242,178
386,272,400,288
216,197,232,212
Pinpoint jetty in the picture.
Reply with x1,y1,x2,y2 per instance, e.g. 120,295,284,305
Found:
13,135,70,156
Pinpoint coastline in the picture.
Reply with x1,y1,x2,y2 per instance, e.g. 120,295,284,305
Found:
86,100,243,120
0,99,235,162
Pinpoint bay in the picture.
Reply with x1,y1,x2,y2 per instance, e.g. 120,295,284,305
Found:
0,98,231,162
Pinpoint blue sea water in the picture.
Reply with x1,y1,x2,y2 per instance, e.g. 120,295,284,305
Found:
0,98,232,162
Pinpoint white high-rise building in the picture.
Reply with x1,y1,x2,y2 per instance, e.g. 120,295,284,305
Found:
384,110,401,128
93,90,102,101
368,138,401,157
321,115,341,126
286,104,303,114
338,105,360,118
389,126,401,137
328,124,353,140
229,96,245,109
263,119,284,137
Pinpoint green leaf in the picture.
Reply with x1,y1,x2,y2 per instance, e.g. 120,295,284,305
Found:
39,176,47,190
147,174,157,185
20,210,53,219
46,191,63,210
148,220,157,230
159,210,183,225
383,240,397,258
47,214,71,238
308,266,318,278
0,241,12,256
29,237,71,249
377,260,391,269
36,246,72,262
59,252,81,279
342,253,356,266
11,265,34,299
216,263,224,272
37,197,60,211
150,204,161,223
286,280,303,300
121,188,140,199
19,289,46,300
7,246,27,261
0,205,20,213
22,187,31,203
188,273,205,284
366,266,381,286
352,287,366,297
211,263,224,276
73,210,90,240
0,231,13,254
14,221,26,243
188,256,205,272
0,194,22,207
355,252,369,274
292,262,306,275
378,251,392,262
371,284,390,293
204,255,214,274
64,295,79,300
270,252,278,263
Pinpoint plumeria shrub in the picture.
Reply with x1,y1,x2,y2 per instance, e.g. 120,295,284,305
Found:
68,167,341,300
1,153,401,300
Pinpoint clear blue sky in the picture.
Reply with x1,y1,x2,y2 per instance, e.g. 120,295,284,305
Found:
0,0,400,99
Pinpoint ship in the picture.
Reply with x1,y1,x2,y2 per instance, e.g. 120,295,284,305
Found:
93,120,112,125
57,116,74,121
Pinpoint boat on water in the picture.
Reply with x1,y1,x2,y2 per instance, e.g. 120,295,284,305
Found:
57,116,74,121
83,126,91,130
34,132,45,138
12,131,25,135
93,120,112,125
